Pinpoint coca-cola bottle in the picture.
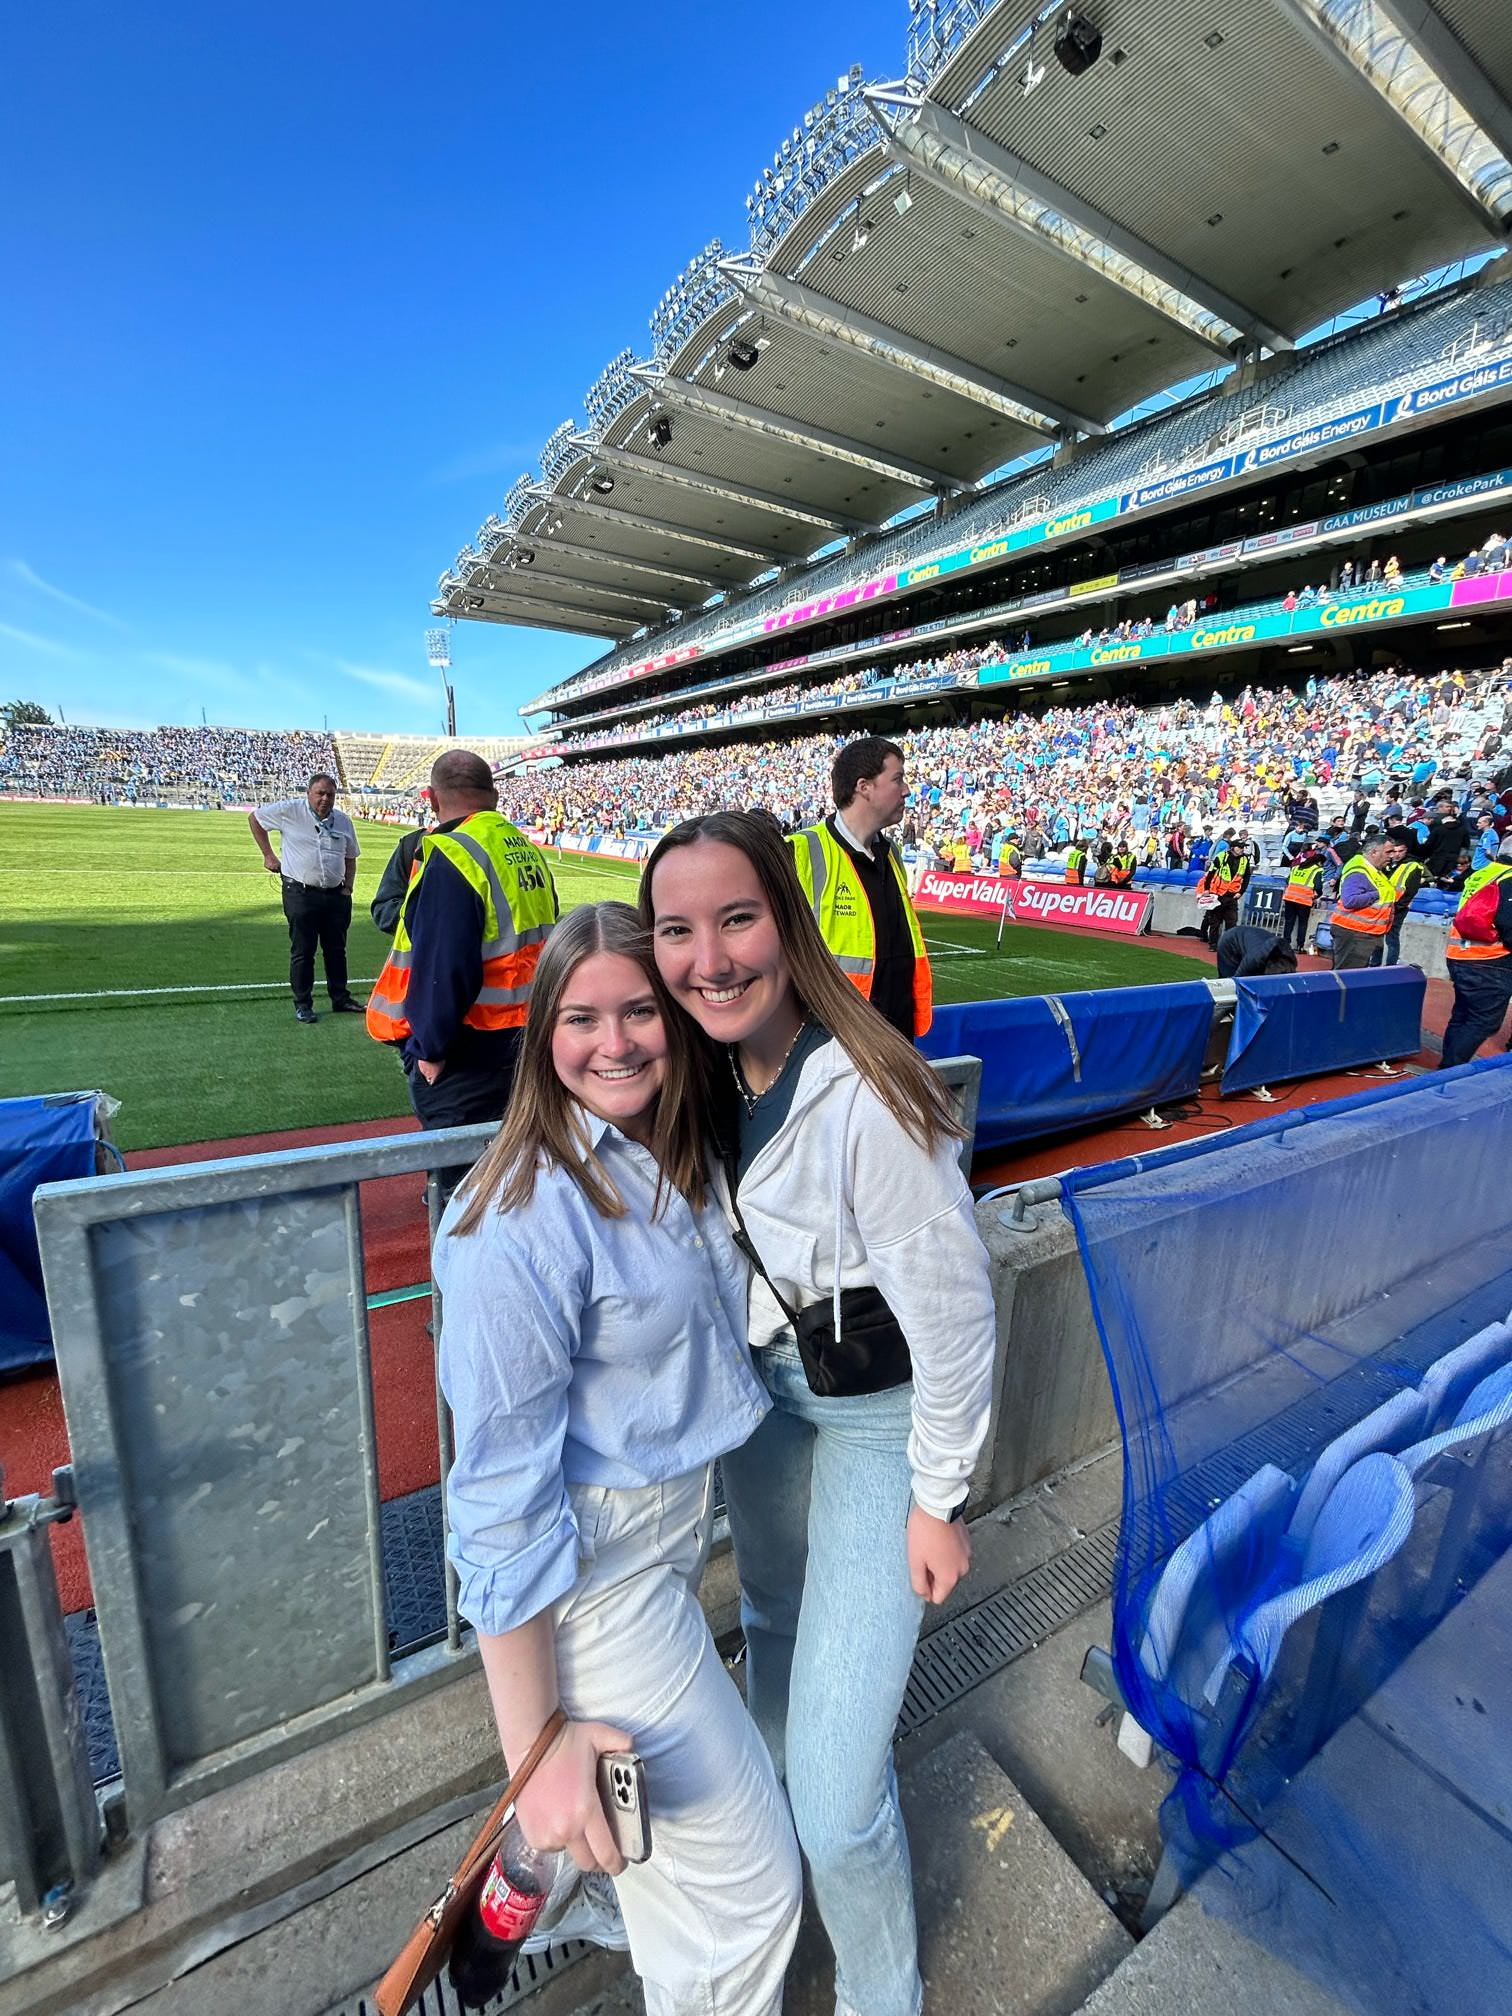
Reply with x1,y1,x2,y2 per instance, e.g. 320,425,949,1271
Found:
448,1818,567,2009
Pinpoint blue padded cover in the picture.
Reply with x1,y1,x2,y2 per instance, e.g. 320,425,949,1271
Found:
1222,966,1425,1094
922,981,1214,1150
0,1093,101,1370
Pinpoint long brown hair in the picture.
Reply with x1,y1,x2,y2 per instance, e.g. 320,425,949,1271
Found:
451,901,709,1232
639,811,959,1153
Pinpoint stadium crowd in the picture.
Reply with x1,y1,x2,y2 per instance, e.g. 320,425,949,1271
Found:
563,640,1005,749
0,724,339,805
545,517,1512,761
499,659,1512,877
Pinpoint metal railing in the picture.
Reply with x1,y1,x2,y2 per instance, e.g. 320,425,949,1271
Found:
0,1465,102,1922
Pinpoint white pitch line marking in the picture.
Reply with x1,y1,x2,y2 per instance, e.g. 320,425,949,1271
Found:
921,934,990,958
0,978,383,1005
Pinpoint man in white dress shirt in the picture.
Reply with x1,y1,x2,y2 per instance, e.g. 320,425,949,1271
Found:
248,773,362,1023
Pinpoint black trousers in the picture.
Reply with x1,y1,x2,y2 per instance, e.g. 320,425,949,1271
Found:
1440,959,1512,1069
281,880,353,1008
404,1030,522,1130
1201,897,1237,946
1280,901,1312,950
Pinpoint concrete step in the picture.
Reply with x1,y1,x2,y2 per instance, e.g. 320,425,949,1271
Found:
907,1730,1133,2016
1072,1896,1355,2016
544,1731,1135,2016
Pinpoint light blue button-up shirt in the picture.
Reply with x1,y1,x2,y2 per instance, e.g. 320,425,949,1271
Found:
434,1111,769,1636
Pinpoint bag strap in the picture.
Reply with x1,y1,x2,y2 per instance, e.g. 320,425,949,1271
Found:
720,1072,865,1345
445,1705,570,1906
374,1705,568,2016
829,1076,863,1343
719,1147,807,1335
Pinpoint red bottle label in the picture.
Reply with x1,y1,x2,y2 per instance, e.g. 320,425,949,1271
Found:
478,1861,547,1944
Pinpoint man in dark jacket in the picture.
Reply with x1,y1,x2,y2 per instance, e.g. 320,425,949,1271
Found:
370,802,434,934
1215,927,1298,980
1422,792,1471,879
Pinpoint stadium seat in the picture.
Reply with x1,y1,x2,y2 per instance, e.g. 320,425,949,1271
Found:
1201,1452,1417,1708
1287,1385,1436,1547
1138,1462,1297,1702
1418,1321,1512,1430
1398,1362,1512,1482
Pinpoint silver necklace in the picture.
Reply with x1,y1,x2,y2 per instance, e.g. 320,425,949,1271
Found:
730,1018,807,1118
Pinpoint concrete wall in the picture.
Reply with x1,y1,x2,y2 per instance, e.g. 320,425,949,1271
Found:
970,1200,1115,1509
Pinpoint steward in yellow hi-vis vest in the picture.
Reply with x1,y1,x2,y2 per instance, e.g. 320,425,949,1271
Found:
789,819,933,1040
367,752,558,1131
367,811,556,1042
1326,839,1395,975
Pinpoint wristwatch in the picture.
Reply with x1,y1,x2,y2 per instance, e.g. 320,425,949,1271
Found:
947,1500,967,1524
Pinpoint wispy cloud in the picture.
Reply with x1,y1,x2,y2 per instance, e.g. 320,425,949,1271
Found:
337,661,438,707
139,651,254,695
6,559,130,631
0,619,84,660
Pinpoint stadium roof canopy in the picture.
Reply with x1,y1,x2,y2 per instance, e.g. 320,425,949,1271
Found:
434,0,1512,658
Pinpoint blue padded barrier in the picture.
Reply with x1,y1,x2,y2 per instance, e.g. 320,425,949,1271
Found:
1221,966,1425,1094
0,1092,108,1372
921,981,1214,1150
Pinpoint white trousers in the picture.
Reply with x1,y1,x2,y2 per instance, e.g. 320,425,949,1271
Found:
557,1466,801,2016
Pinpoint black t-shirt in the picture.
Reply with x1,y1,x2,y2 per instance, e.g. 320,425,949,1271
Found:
828,817,916,1039
734,1022,835,1185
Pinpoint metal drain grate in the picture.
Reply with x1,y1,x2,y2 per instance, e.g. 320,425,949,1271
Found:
899,1521,1121,1735
316,1938,593,2016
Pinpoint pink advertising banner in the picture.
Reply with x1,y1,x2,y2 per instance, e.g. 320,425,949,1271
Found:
915,870,1151,935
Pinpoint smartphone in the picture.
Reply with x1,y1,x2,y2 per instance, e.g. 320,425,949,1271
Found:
596,1750,652,1864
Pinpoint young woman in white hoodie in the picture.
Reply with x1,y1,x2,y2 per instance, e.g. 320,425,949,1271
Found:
642,812,997,2016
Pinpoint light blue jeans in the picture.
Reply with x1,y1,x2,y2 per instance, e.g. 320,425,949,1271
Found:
720,1337,925,2016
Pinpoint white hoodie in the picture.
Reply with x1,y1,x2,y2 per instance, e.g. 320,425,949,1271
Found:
717,1040,996,1517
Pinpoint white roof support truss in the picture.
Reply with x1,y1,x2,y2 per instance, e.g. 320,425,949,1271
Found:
1263,0,1512,230
574,433,871,536
867,86,1292,355
634,358,971,494
471,566,671,620
449,588,637,638
527,486,785,566
1370,0,1512,175
501,531,726,596
718,250,1099,437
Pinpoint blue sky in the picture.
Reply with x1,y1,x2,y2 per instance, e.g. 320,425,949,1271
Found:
1,1,903,738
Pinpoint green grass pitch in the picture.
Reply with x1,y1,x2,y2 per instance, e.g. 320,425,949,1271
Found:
0,805,1203,1150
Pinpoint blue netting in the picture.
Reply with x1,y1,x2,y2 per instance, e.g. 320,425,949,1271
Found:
1062,1057,1512,2012
0,1092,109,1371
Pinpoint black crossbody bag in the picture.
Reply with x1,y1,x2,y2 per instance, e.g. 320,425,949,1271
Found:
718,1081,912,1399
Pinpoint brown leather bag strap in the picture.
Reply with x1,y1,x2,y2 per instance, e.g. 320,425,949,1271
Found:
447,1705,570,1903
375,1704,569,2016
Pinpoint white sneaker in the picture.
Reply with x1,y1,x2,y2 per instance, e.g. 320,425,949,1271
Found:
520,1867,629,1954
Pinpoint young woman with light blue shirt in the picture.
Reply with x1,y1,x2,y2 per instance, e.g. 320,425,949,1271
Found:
435,900,800,2016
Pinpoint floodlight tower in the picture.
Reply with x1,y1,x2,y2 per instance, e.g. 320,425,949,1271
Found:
427,627,455,736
